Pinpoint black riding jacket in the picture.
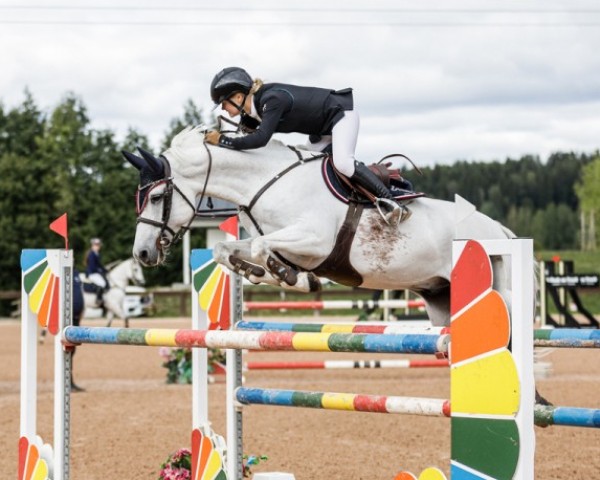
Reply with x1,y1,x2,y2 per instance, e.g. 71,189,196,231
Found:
219,83,353,150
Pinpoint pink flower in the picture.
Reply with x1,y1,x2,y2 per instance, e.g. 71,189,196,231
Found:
158,347,173,359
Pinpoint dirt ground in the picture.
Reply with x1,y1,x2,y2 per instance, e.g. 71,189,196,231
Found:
2,316,600,480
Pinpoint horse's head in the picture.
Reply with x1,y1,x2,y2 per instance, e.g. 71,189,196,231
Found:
130,258,146,286
123,145,200,266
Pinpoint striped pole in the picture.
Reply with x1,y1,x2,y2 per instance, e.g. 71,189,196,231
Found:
243,299,425,311
245,359,449,370
534,405,600,428
534,329,600,348
239,322,600,349
63,326,450,355
236,320,448,335
235,387,451,417
236,387,600,429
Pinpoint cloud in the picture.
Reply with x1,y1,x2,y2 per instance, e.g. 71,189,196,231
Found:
1,2,599,163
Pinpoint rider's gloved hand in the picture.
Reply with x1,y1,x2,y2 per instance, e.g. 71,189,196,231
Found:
205,130,221,145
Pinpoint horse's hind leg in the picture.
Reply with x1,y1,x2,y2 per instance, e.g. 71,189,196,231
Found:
418,284,451,327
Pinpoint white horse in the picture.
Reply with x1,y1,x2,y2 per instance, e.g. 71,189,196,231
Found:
81,258,146,327
124,126,516,327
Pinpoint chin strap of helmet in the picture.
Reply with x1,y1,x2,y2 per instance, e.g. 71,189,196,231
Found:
224,93,249,117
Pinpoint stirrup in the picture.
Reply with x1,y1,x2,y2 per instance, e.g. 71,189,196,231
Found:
375,198,402,226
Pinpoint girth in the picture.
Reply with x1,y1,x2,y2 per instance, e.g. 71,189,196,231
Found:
311,201,364,287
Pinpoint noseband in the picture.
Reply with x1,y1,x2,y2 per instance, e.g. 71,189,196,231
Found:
135,142,213,251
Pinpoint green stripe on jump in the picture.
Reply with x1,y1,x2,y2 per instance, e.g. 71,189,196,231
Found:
23,260,48,293
292,391,325,409
116,328,149,345
292,323,323,333
193,260,217,292
328,333,366,352
452,417,519,480
534,330,553,340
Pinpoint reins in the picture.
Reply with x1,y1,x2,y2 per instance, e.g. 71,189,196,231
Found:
239,146,327,235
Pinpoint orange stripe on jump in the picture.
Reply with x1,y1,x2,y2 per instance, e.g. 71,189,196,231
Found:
48,276,60,335
452,290,510,364
37,275,55,329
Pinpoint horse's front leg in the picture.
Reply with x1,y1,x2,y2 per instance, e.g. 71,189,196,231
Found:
250,226,332,293
213,239,292,288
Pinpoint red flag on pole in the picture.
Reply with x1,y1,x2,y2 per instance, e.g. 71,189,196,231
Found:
219,216,239,239
49,213,69,250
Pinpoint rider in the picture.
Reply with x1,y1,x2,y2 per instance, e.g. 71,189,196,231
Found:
204,67,401,225
85,238,109,306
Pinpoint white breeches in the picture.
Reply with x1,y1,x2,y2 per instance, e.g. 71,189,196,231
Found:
306,110,360,177
88,273,107,289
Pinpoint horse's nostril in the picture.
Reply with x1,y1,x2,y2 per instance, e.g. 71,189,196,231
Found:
139,250,149,261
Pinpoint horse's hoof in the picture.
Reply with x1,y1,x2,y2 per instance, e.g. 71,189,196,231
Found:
535,390,553,406
306,273,322,292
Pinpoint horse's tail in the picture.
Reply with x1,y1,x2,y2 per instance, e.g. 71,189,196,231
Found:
498,221,540,322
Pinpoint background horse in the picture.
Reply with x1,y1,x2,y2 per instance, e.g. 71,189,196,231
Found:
82,258,146,327
124,126,517,327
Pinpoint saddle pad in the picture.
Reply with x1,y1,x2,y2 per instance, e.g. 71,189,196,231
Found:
321,156,425,205
82,283,101,294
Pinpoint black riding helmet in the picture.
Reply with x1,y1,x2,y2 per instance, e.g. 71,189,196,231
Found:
210,67,253,105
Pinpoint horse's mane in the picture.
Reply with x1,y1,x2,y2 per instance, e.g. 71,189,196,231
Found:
168,125,314,161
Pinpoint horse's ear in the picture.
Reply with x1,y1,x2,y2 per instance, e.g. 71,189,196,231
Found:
137,147,164,175
122,150,146,171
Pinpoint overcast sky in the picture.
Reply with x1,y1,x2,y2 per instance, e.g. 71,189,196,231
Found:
1,1,599,166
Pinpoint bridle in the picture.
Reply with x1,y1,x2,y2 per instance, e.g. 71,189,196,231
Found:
134,134,326,250
135,142,213,251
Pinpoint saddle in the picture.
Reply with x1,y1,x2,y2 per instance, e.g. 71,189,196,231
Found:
311,156,425,286
321,156,425,205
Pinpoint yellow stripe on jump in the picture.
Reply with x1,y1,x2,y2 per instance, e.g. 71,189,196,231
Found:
451,349,520,416
322,392,357,411
29,267,52,314
31,459,48,480
291,332,332,351
199,267,222,311
322,324,355,334
145,329,178,347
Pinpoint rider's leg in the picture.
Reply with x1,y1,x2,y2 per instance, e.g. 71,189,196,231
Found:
306,134,333,153
331,111,400,225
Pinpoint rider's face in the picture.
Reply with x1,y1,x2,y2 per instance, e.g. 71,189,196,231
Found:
221,93,245,117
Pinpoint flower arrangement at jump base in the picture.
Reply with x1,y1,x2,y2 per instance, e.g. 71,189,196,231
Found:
158,448,192,480
158,448,268,479
159,347,226,384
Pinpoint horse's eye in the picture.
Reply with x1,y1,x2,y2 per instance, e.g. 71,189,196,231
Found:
150,194,163,204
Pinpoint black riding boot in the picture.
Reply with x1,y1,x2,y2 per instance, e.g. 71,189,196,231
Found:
351,162,401,225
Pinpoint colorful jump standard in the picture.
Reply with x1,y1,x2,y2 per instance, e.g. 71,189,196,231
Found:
63,326,450,355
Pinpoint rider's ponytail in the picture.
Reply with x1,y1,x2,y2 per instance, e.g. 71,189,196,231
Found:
250,78,264,95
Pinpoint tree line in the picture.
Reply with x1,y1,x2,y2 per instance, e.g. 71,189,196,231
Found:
0,90,598,303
